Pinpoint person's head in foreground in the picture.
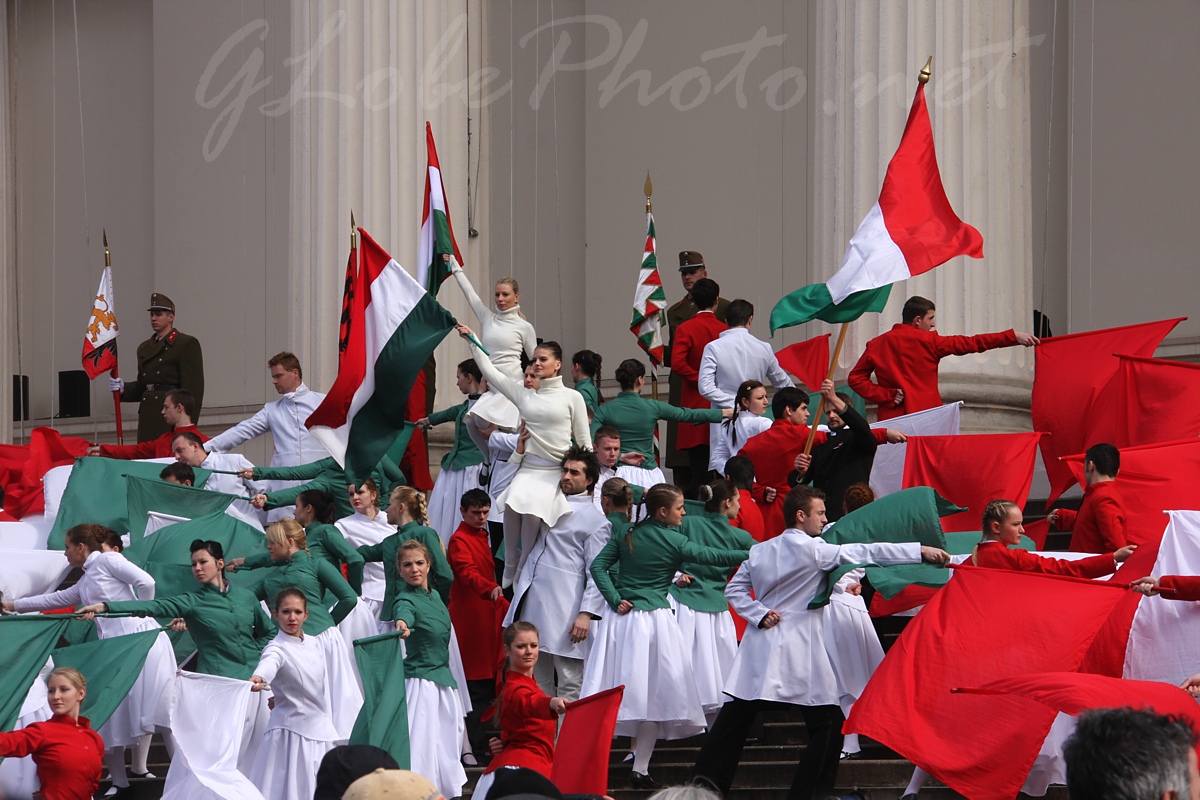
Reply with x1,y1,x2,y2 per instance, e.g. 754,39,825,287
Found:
1064,707,1199,800
341,768,445,800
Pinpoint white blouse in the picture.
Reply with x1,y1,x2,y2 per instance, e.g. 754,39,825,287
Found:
452,267,537,382
253,630,340,741
335,510,395,603
709,412,773,473
14,551,157,638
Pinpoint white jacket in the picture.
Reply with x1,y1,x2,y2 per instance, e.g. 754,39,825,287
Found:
206,384,329,467
698,328,793,408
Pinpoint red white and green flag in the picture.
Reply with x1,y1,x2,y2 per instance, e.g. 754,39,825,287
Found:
416,122,464,296
82,267,119,378
307,228,457,484
630,210,666,366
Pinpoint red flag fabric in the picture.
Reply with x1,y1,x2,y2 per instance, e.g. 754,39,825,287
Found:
774,335,831,393
400,369,434,491
551,685,624,795
900,433,1040,532
1023,518,1051,549
846,566,1131,800
955,672,1200,754
1063,439,1200,548
1115,355,1200,448
1032,319,1184,505
1,428,90,519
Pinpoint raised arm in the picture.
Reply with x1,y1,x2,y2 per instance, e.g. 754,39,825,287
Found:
451,266,493,324
206,407,271,453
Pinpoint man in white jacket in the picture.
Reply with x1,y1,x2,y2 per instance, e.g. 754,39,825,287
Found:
693,486,950,800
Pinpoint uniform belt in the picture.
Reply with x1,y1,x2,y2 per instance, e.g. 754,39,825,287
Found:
145,384,180,392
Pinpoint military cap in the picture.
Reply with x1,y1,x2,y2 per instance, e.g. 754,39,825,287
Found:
148,293,175,313
678,251,705,271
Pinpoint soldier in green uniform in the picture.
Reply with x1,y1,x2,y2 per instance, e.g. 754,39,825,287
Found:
664,252,729,490
113,294,205,442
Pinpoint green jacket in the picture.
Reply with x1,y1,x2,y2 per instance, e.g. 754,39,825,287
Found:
109,582,273,680
255,456,405,519
248,550,358,635
242,522,364,594
574,377,600,414
428,399,485,471
358,521,453,614
590,519,749,611
669,510,758,612
592,392,723,470
391,583,456,688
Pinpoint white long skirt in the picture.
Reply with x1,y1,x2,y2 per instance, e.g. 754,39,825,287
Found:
429,464,484,546
248,727,336,800
448,625,473,715
405,677,467,800
470,388,520,430
670,600,737,715
101,628,178,747
823,593,884,715
315,626,364,741
581,608,706,740
497,455,570,527
338,597,384,652
616,464,666,491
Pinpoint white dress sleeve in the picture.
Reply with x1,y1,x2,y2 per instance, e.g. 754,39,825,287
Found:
252,640,285,685
105,554,157,601
452,268,492,324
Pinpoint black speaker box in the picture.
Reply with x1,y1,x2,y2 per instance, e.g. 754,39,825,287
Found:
58,370,90,418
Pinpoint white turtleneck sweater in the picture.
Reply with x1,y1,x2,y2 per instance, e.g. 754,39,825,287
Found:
453,268,537,382
470,343,592,462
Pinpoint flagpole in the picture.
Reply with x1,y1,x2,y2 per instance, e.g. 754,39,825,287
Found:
105,231,125,446
802,322,849,458
644,172,662,401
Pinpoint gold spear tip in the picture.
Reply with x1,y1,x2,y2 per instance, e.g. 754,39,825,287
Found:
350,210,356,229
102,229,108,249
644,171,653,198
918,56,932,84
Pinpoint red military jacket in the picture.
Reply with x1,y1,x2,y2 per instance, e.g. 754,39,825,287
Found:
447,522,503,681
670,311,728,450
1055,481,1127,553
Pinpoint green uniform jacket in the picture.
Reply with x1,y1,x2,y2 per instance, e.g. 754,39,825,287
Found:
248,550,358,635
358,521,453,614
664,296,729,468
669,510,758,612
592,391,724,470
242,522,364,595
121,329,205,442
391,583,456,688
590,519,749,611
574,377,600,414
109,582,273,679
605,511,633,586
428,399,485,471
255,456,405,519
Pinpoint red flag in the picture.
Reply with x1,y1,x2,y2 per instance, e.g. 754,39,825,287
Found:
551,686,624,795
900,433,1040,532
846,566,1131,800
400,369,434,491
1062,438,1200,548
1032,319,1184,505
774,335,831,393
337,243,357,368
1023,518,1051,549
1,427,90,519
1116,355,1200,448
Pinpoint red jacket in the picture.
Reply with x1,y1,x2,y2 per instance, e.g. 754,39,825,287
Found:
848,324,1018,421
731,489,765,542
972,540,1116,578
0,714,104,800
448,522,503,681
1158,576,1200,602
670,311,727,449
98,424,207,459
484,671,557,778
1055,481,1126,553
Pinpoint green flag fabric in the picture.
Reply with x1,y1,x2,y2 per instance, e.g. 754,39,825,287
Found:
123,511,267,599
48,458,212,549
0,616,72,732
51,627,162,732
769,283,891,334
864,532,1037,600
350,630,410,768
124,475,238,538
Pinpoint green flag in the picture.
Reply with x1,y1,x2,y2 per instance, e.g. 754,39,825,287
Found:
48,458,212,549
350,630,410,768
51,627,162,731
0,616,71,732
769,283,891,335
123,511,267,599
124,475,238,538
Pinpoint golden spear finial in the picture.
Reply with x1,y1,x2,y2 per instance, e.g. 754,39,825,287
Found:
350,210,357,249
918,56,932,85
644,171,653,212
103,229,111,267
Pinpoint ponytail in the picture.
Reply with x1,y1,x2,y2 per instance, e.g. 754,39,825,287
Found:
725,380,765,447
390,486,428,525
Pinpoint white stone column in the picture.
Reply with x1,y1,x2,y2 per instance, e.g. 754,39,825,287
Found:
813,0,1036,432
288,0,488,407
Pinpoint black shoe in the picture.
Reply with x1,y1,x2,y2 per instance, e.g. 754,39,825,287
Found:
630,771,661,790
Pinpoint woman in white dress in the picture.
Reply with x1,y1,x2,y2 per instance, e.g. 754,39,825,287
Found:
708,380,772,474
249,587,339,800
392,539,467,800
3,523,176,794
448,262,537,433
458,326,592,587
335,479,395,625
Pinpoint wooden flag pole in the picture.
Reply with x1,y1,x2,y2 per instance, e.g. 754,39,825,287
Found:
801,322,850,457
105,231,125,446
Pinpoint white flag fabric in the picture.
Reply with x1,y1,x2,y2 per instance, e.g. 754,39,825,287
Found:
868,402,962,497
161,671,267,800
0,550,70,599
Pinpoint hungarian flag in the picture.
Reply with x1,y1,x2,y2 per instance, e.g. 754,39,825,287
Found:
1116,354,1200,447
1031,318,1183,505
82,266,119,378
901,432,1041,532
774,335,830,392
630,210,666,367
771,74,981,331
307,227,456,485
416,122,464,297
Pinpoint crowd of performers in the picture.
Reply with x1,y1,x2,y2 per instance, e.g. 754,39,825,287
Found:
0,254,1177,800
